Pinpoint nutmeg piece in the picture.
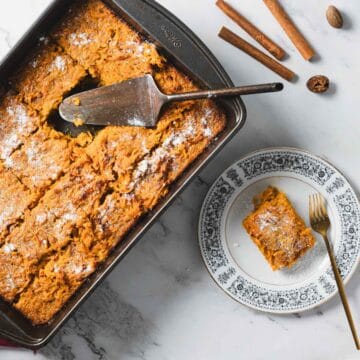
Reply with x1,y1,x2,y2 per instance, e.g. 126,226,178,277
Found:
306,75,330,93
326,6,343,29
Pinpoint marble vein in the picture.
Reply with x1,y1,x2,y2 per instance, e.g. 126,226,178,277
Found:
41,282,159,360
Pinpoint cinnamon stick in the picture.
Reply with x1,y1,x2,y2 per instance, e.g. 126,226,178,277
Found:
216,0,285,60
263,0,315,61
218,27,295,81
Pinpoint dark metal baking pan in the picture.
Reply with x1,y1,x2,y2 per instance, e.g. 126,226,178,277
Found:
0,0,246,348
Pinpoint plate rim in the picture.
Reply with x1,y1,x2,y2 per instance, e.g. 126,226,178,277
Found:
198,146,360,313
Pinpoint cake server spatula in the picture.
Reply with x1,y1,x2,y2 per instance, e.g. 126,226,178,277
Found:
59,74,283,127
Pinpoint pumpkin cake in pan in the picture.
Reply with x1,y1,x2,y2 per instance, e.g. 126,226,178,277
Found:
0,0,226,324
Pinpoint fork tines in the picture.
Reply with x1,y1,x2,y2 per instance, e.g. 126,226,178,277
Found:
309,193,329,224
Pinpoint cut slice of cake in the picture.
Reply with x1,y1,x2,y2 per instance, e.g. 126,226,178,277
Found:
243,186,315,270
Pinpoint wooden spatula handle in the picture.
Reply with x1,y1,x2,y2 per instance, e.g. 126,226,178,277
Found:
166,82,283,102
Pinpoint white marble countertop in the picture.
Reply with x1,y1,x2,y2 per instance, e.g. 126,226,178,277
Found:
0,1,359,359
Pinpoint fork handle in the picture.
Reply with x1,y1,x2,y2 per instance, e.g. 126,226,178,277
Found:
322,233,360,350
165,82,283,102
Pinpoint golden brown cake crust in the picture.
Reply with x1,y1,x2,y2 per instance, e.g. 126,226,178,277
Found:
243,186,316,271
0,0,227,325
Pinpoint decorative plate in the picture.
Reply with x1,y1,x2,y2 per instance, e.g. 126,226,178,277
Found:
198,148,360,313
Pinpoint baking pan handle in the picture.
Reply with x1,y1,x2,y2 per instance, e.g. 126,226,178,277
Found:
110,0,229,88
0,313,37,346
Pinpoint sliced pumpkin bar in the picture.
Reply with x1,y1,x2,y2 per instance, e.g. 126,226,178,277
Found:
0,247,36,303
85,126,161,181
14,256,72,325
0,94,42,161
14,240,97,325
87,191,142,262
243,186,316,271
10,42,86,117
164,100,226,183
0,164,35,243
4,125,75,196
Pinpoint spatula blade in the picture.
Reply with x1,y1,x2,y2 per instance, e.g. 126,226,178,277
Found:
59,75,163,127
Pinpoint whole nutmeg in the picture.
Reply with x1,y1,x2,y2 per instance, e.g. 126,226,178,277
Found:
326,6,343,28
306,75,330,93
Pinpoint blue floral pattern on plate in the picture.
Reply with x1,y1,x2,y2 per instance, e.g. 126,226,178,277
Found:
198,148,360,313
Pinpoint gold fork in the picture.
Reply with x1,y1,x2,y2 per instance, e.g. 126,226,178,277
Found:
309,193,360,350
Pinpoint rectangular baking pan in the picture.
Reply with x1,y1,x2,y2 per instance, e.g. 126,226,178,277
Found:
0,0,246,348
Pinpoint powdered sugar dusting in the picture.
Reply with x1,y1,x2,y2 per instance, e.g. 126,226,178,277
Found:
62,212,78,222
203,127,212,137
24,140,62,184
3,243,15,253
97,197,116,232
55,216,76,236
255,207,301,259
135,159,150,178
25,144,40,166
35,213,47,224
31,59,38,68
257,210,280,232
125,40,144,55
163,123,195,148
37,202,80,237
39,36,50,45
1,104,33,159
72,264,84,274
7,104,30,128
55,255,94,276
127,117,146,127
0,133,20,160
0,206,16,231
50,55,67,71
69,33,92,46
3,156,13,168
200,107,215,138
69,262,94,276
124,192,135,201
5,274,15,291
141,139,149,153
133,147,168,181
120,39,155,61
